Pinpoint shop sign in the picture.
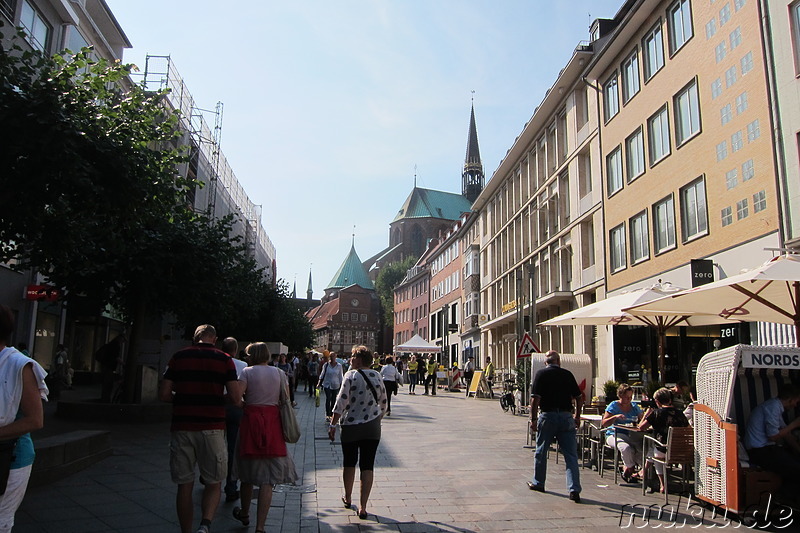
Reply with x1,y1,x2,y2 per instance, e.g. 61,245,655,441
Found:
690,259,714,287
25,284,60,302
501,299,517,314
741,347,800,370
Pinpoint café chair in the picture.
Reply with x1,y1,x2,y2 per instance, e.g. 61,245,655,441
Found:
642,426,694,505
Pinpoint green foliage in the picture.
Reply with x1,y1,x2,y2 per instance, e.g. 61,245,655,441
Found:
375,256,418,325
515,357,531,392
603,380,620,401
644,380,665,401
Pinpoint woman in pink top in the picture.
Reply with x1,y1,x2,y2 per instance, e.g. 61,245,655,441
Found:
232,343,298,533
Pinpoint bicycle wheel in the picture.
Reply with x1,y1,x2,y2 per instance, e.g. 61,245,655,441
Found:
500,396,509,412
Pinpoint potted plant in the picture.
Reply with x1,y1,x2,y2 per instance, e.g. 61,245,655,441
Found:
602,379,620,403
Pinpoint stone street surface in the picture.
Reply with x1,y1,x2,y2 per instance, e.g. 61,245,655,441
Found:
16,384,744,532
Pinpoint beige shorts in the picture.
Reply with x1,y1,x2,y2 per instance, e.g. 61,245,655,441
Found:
169,430,227,485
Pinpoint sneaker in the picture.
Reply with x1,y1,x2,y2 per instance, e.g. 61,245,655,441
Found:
196,525,210,533
569,491,581,503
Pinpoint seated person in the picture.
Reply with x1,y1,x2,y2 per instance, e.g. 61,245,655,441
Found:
744,384,800,491
602,383,643,483
670,381,691,411
638,387,690,493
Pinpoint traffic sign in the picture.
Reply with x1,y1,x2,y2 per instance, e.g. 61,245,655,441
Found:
516,332,540,358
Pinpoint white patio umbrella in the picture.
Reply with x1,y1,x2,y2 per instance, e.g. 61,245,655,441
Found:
395,334,441,353
625,255,800,346
541,282,728,381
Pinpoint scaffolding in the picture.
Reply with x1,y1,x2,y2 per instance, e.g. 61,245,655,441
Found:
141,55,276,280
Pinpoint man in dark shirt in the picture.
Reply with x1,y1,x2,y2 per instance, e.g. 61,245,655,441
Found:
159,324,241,533
527,350,583,503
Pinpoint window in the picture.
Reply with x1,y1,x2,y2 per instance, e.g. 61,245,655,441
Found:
716,140,728,161
725,168,738,189
742,158,755,180
706,19,717,39
734,0,746,10
730,27,742,49
721,206,733,226
653,195,677,253
674,80,701,145
622,50,641,103
604,73,620,121
610,224,627,272
711,78,723,99
736,198,749,219
741,51,754,74
643,22,666,80
606,146,624,195
715,41,727,63
720,3,732,26
726,66,738,87
626,128,646,182
20,0,50,52
753,190,767,212
721,104,732,125
794,3,800,73
747,119,760,142
731,130,743,151
351,313,358,321
680,178,708,241
629,211,650,263
648,106,671,164
342,313,349,321
736,91,748,114
668,0,694,54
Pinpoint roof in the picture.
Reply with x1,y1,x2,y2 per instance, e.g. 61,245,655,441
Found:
305,299,340,330
392,187,472,223
465,104,482,169
326,244,375,291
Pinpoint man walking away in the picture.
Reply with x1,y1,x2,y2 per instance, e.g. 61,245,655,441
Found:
159,324,242,533
527,350,582,503
463,356,475,396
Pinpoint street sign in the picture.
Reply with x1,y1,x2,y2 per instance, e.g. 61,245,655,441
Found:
516,332,540,358
25,284,60,302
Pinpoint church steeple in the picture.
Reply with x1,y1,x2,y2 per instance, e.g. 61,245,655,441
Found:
462,98,485,203
307,268,313,301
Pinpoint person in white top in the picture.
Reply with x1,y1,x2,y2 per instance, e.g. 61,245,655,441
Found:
318,355,344,421
328,346,387,520
379,356,401,416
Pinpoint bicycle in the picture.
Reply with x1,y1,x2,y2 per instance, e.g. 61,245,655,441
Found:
499,378,518,414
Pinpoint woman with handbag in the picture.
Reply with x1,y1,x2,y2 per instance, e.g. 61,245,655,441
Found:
0,305,48,533
232,343,297,533
328,345,387,520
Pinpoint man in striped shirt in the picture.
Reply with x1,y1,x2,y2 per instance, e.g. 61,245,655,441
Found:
159,324,241,533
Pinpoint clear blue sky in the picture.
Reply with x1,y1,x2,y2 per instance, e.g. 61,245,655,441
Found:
105,0,622,298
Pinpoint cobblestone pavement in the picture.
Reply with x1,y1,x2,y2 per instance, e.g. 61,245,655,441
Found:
14,384,752,532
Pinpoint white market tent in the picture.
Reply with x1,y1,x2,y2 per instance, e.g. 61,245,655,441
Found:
395,334,441,353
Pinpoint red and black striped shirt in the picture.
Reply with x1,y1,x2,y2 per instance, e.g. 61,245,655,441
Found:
163,343,238,431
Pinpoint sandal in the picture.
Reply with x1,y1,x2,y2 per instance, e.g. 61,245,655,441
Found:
358,508,368,519
341,495,352,508
232,506,250,526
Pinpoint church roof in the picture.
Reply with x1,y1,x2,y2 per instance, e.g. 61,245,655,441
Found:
465,104,482,169
326,244,375,291
392,187,472,223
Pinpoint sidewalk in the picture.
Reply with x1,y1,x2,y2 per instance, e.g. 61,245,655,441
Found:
15,384,736,532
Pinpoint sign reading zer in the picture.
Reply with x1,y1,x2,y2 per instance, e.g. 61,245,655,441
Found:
741,347,800,370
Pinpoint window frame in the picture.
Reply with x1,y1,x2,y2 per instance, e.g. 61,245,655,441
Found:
20,0,51,52
652,194,677,254
642,20,666,81
604,72,620,122
609,223,627,273
625,127,646,183
680,177,708,242
621,48,641,104
674,79,701,146
647,105,672,166
629,210,650,264
667,0,694,56
606,145,624,197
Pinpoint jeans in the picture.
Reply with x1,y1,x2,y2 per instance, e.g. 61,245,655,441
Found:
324,387,337,417
533,411,581,493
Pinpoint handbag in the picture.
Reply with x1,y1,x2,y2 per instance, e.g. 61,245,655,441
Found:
315,387,320,407
279,373,301,443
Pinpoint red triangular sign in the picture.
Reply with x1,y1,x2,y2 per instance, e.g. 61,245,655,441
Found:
516,332,540,358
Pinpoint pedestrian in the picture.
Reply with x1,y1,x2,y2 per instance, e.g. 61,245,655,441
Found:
637,387,689,493
276,354,296,407
158,324,242,533
95,334,125,403
318,353,344,421
222,337,247,503
407,355,419,395
0,305,47,533
463,355,475,395
379,356,401,416
423,355,437,396
527,350,583,503
307,353,319,397
601,383,643,483
328,345,388,520
291,353,301,391
484,356,495,399
231,343,298,533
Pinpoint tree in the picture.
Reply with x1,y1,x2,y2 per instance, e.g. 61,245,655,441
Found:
375,256,419,325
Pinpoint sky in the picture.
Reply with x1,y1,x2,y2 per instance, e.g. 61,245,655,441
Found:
104,0,623,299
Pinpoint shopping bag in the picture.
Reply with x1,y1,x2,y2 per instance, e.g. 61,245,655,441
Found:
315,387,320,407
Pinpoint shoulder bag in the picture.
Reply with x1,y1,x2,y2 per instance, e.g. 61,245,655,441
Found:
357,369,380,404
279,372,301,443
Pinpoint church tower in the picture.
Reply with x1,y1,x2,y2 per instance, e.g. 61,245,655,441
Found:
462,102,485,203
